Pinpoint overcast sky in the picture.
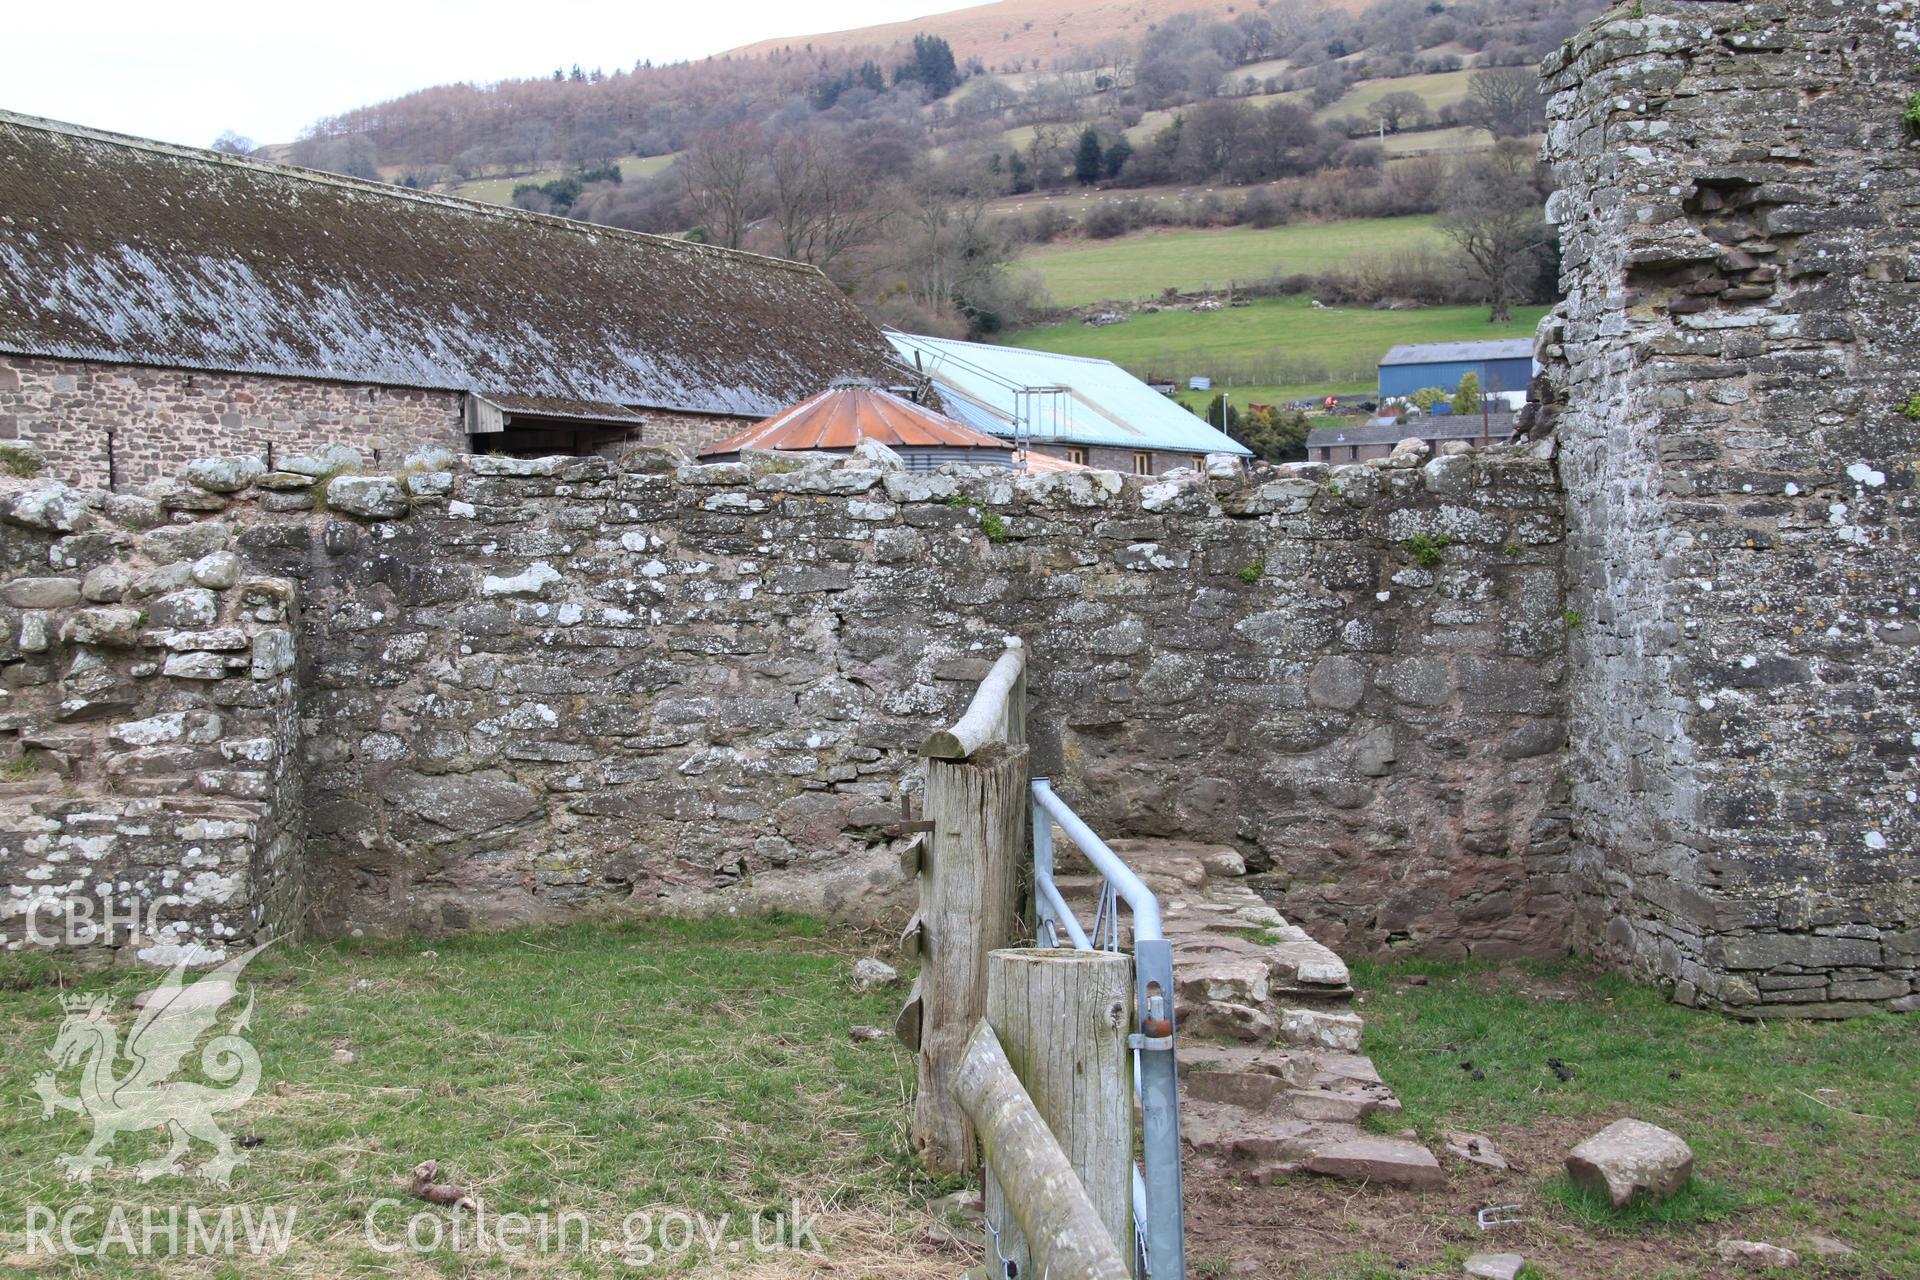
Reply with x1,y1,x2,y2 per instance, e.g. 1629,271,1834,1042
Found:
5,0,989,149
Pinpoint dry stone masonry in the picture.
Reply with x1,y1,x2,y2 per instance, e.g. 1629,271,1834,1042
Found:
0,436,1571,964
1534,0,1919,1014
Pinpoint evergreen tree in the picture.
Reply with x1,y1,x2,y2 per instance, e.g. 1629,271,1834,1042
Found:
894,34,959,98
1074,128,1104,185
1103,136,1133,179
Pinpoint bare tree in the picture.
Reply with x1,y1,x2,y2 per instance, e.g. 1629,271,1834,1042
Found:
210,131,256,156
1438,141,1554,323
768,133,894,286
681,125,767,250
1368,91,1428,134
1464,67,1543,140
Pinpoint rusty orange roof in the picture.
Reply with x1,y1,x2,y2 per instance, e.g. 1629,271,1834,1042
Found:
1019,450,1092,473
700,383,1011,456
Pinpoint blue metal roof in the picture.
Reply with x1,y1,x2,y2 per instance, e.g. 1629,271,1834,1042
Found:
886,333,1253,457
1378,339,1534,367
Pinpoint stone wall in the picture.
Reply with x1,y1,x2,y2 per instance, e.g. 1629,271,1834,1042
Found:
0,355,756,491
0,355,468,491
1535,0,1920,1014
0,471,304,965
0,439,1572,961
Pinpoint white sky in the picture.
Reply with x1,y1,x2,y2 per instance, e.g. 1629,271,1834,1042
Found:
3,0,990,149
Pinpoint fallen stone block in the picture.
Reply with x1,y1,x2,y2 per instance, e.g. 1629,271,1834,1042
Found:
1306,1135,1444,1189
1463,1254,1524,1280
1716,1240,1799,1269
1566,1117,1694,1207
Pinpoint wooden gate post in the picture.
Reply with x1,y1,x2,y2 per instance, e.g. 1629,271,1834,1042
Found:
984,948,1134,1274
909,739,1027,1173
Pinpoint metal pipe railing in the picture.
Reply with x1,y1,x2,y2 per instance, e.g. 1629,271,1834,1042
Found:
1031,778,1186,1280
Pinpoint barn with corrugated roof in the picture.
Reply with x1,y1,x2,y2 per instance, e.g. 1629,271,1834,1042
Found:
0,111,906,488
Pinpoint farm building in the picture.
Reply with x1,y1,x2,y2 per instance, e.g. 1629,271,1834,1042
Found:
0,111,905,488
1377,339,1536,402
698,381,1015,470
1306,413,1516,463
887,334,1250,475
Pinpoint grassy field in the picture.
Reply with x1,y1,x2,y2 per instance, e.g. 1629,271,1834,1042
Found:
1006,295,1546,400
1314,69,1476,124
1189,958,1920,1278
1019,214,1448,306
0,917,941,1277
448,153,678,205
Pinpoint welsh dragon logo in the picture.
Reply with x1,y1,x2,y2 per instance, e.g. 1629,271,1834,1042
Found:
32,942,269,1186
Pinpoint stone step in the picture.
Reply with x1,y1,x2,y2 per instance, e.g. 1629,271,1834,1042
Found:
1179,1105,1441,1189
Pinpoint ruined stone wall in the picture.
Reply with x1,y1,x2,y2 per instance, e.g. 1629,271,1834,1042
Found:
0,474,304,965
1536,0,1919,1014
0,441,1571,960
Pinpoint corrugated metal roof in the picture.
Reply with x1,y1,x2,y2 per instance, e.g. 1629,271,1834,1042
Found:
1378,339,1535,366
886,333,1253,457
0,112,903,418
699,383,1012,455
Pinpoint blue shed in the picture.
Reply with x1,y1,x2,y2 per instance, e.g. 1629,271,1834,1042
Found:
1378,339,1536,402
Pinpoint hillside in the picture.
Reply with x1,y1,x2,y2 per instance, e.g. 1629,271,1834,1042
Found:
727,0,1361,72
1004,295,1549,401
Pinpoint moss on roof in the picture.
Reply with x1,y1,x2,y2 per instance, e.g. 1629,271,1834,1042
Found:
0,112,903,417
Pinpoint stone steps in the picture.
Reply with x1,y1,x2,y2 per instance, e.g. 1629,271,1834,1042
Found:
1054,836,1441,1191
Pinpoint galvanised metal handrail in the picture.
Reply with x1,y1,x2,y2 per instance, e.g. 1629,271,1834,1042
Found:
1031,777,1186,1280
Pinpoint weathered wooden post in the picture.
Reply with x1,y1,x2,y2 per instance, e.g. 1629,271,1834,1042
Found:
983,948,1134,1276
955,1020,1132,1280
903,638,1029,1173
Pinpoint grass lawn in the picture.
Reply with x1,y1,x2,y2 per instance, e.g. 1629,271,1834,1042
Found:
1005,295,1546,400
0,916,943,1277
1019,215,1448,307
1188,959,1920,1278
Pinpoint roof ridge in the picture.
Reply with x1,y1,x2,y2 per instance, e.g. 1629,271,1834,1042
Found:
0,108,821,278
889,331,1119,369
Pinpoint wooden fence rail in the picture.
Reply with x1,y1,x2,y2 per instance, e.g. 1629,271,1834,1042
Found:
955,1019,1133,1280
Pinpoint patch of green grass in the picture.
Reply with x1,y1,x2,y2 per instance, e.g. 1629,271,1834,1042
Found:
0,754,40,780
1564,608,1585,629
1544,1174,1745,1233
1235,561,1265,583
1401,533,1454,566
0,445,43,478
1350,958,1920,1271
1005,295,1549,408
1901,392,1920,420
1020,215,1449,307
0,915,926,1276
1310,70,1477,127
1905,93,1920,136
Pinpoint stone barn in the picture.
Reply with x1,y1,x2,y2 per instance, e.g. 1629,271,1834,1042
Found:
0,111,906,489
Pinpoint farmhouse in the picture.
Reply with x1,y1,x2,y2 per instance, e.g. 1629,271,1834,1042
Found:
0,112,905,489
888,333,1250,475
1377,338,1535,403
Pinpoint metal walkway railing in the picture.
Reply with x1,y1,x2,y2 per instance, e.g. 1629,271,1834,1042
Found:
1031,778,1186,1280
